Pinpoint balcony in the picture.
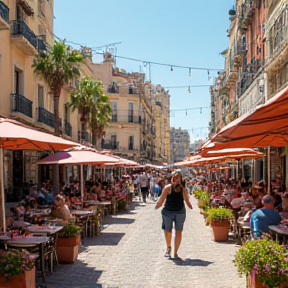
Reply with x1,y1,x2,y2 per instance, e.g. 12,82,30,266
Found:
101,140,119,150
10,20,38,56
110,113,141,124
239,0,255,28
37,36,48,54
38,107,54,128
107,84,119,94
64,121,72,137
224,68,238,87
80,131,91,143
10,93,33,119
0,1,9,30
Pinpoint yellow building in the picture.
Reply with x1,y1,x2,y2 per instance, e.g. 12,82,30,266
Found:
150,84,171,164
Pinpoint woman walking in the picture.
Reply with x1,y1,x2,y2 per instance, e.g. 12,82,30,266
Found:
155,170,193,259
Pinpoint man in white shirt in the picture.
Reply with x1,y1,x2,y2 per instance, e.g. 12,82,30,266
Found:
138,172,149,203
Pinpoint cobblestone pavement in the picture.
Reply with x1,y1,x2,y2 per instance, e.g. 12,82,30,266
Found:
45,197,246,288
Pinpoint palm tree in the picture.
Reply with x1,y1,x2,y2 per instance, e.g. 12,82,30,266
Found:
69,76,112,147
32,40,84,135
89,94,112,148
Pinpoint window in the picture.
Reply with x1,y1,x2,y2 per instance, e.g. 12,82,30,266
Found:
111,102,117,121
128,102,134,123
38,85,44,107
64,103,70,122
14,69,23,94
128,136,134,150
111,135,117,150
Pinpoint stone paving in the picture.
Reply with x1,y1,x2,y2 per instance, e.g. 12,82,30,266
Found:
44,197,246,288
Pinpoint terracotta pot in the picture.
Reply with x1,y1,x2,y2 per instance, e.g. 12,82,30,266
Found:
0,267,36,288
247,272,283,288
57,234,81,247
210,220,230,241
56,234,81,263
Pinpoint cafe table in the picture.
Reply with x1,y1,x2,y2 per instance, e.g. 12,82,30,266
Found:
236,220,251,245
269,224,288,244
5,235,50,284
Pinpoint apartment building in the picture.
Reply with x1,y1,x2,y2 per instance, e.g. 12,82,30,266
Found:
170,128,190,163
209,0,288,185
150,84,171,164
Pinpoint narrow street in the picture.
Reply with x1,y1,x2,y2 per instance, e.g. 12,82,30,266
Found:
45,197,246,288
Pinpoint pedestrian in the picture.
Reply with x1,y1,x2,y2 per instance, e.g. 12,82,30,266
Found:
138,172,149,203
155,170,193,259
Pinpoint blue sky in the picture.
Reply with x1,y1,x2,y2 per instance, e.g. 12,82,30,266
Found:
54,0,234,143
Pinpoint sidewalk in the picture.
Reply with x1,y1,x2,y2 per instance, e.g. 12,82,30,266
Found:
45,197,246,288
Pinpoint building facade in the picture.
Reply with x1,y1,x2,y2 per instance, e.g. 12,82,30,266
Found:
209,0,288,186
170,128,190,163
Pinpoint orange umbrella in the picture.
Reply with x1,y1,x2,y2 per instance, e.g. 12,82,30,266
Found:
0,118,80,232
200,148,264,158
0,118,79,150
210,85,288,148
37,146,119,165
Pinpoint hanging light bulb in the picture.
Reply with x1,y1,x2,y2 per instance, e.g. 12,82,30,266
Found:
188,86,191,93
186,110,187,116
170,66,173,71
200,107,202,114
189,68,191,76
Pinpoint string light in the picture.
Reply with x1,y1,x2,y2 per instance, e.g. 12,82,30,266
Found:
189,68,191,76
188,86,191,93
170,66,173,71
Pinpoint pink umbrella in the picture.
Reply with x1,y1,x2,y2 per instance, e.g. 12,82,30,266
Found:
37,146,119,207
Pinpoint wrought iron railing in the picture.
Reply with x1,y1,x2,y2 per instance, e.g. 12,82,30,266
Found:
81,131,91,143
38,107,54,128
64,121,72,137
10,20,38,50
110,114,141,124
10,93,33,118
37,37,47,53
0,1,9,24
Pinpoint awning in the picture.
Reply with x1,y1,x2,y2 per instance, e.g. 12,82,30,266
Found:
205,85,288,149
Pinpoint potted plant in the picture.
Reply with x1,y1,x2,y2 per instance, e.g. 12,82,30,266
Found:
234,239,288,288
0,249,36,288
56,223,82,263
207,207,233,241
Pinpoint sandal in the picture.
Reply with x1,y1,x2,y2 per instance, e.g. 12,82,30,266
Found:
164,247,171,257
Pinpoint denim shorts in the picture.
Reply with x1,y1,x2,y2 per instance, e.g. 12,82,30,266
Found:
161,207,186,231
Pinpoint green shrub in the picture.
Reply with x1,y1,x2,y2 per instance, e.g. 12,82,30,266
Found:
234,239,288,288
206,207,233,223
117,198,126,210
58,223,81,238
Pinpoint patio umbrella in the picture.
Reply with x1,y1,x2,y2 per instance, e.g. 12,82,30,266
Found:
0,118,80,232
210,85,288,148
200,148,264,158
37,146,119,207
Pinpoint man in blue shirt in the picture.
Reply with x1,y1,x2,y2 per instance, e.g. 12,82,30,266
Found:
250,195,282,237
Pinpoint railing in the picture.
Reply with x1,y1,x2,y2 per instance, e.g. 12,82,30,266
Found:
64,121,72,137
110,114,141,124
0,1,9,24
101,141,119,150
37,37,47,53
10,93,32,118
10,20,38,50
107,84,119,94
80,131,91,143
239,0,255,27
38,107,54,128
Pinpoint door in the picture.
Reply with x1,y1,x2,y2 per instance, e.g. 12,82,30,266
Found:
128,102,134,123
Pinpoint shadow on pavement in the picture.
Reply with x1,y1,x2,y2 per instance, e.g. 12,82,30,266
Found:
171,258,213,266
81,232,125,246
45,260,104,287
104,217,135,225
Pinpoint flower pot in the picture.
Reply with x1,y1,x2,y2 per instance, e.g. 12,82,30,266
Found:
210,219,230,241
0,267,36,288
247,272,283,288
56,234,81,263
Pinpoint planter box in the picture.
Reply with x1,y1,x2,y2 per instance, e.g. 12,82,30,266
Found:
0,267,36,288
210,220,230,241
56,234,81,263
56,234,81,247
247,272,283,288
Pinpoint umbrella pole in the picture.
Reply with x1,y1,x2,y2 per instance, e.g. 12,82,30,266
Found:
80,164,84,209
267,146,271,195
0,147,6,232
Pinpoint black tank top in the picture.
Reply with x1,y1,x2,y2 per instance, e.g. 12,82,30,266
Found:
164,185,184,211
